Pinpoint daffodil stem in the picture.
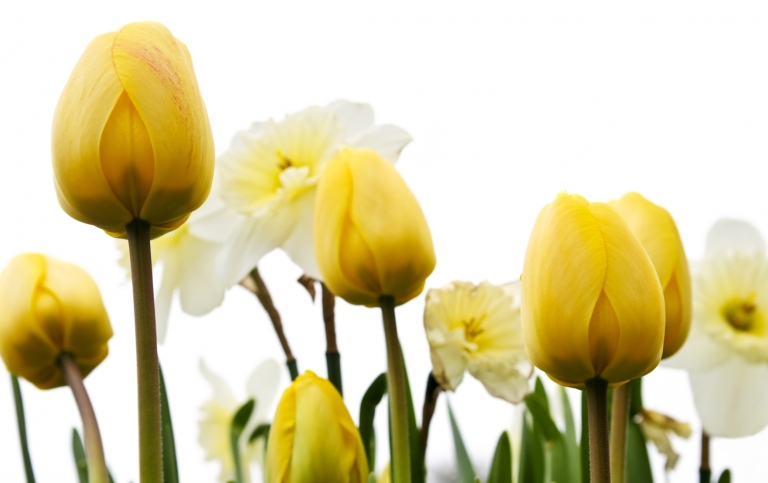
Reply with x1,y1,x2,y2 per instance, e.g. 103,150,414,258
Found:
586,377,611,483
127,219,163,483
700,431,711,483
59,354,109,483
420,372,442,460
11,375,36,483
248,268,299,380
381,296,412,483
610,382,631,483
322,283,343,396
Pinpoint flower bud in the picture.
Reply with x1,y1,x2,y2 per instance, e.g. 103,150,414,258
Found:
52,22,214,239
610,192,692,358
521,193,665,387
314,148,435,306
0,254,112,389
267,371,368,483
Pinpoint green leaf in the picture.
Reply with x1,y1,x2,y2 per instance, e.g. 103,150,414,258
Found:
534,377,550,412
230,399,255,483
487,431,513,483
368,473,378,483
518,411,545,483
626,417,653,483
248,423,271,444
401,356,424,483
718,469,732,483
159,366,179,483
580,390,590,483
524,393,559,443
72,429,88,483
560,387,582,481
12,375,36,483
447,401,476,483
359,372,388,471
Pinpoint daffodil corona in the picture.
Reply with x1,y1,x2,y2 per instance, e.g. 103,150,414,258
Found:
521,193,665,387
52,22,214,239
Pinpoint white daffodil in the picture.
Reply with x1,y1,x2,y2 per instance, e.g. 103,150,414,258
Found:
666,219,768,437
637,409,691,471
198,359,281,483
424,281,533,403
207,100,411,286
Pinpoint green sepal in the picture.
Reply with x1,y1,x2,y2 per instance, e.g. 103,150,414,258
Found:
718,469,732,483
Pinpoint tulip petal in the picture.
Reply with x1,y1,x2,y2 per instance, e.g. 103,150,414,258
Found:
589,203,664,382
689,355,768,437
705,219,766,258
111,22,214,226
348,124,412,164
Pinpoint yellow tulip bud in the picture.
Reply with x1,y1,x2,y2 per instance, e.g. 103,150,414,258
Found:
314,148,436,306
521,193,665,387
610,192,692,358
266,371,368,483
52,22,214,239
0,254,112,389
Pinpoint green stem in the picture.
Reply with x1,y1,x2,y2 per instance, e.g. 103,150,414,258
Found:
127,219,163,483
322,283,343,395
610,382,631,483
11,375,36,483
586,377,611,483
700,431,711,483
59,354,109,483
419,372,441,460
380,296,411,483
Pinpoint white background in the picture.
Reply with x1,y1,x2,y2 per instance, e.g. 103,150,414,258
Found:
2,1,768,482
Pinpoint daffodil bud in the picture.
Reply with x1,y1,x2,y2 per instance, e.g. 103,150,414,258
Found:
267,371,368,483
521,193,665,387
611,192,692,358
52,22,214,239
314,148,435,306
0,254,112,389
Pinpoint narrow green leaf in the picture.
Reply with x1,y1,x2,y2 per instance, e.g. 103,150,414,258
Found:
230,399,255,483
580,390,590,483
534,377,550,412
72,429,88,483
359,372,388,471
159,366,179,483
626,417,653,483
561,387,581,480
368,473,378,483
487,431,513,483
400,356,424,483
718,469,731,483
518,412,545,483
447,401,476,483
248,423,271,444
12,376,36,483
524,393,559,443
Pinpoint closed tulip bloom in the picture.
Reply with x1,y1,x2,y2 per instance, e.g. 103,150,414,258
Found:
0,254,112,389
611,192,692,358
267,371,368,483
521,193,665,387
52,22,214,239
314,148,435,306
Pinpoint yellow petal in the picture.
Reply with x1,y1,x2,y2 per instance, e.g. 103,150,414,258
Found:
111,22,214,226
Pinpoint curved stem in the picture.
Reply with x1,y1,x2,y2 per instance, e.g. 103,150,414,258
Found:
380,296,411,483
700,431,711,483
11,375,36,483
127,219,163,483
420,372,442,460
610,382,631,483
59,354,109,483
322,283,343,395
586,377,611,483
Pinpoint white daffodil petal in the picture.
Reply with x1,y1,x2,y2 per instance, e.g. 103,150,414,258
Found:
155,250,182,344
349,124,412,163
705,219,766,258
199,359,238,409
662,325,731,371
279,191,322,279
327,100,375,138
427,328,469,391
246,359,282,423
178,237,227,317
689,355,768,438
469,356,532,404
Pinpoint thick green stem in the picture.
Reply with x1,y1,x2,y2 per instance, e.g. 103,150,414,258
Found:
700,431,711,483
586,377,611,483
127,219,163,483
610,382,631,483
11,375,36,483
381,296,411,483
59,354,109,483
322,283,343,395
420,372,442,460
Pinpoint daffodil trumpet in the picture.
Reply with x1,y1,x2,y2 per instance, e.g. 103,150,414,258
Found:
586,378,611,483
322,283,343,395
59,353,109,483
127,219,163,481
11,376,36,483
380,296,412,483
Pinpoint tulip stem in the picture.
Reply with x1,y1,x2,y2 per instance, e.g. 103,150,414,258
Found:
610,382,631,483
127,219,163,483
586,377,611,483
381,296,412,483
11,375,36,483
700,431,711,483
420,372,442,460
245,268,299,380
59,354,109,483
322,283,343,396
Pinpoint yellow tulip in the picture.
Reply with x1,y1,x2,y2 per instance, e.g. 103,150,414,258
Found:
521,193,665,387
610,192,692,358
266,371,368,483
314,147,435,306
0,254,112,389
52,22,214,239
